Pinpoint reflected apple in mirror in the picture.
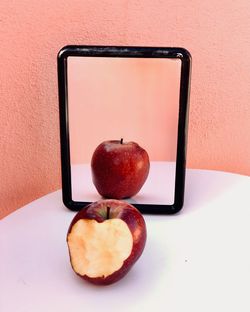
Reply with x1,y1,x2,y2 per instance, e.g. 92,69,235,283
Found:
67,199,147,285
91,139,150,199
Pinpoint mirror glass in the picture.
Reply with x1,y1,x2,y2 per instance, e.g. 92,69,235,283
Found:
67,56,181,205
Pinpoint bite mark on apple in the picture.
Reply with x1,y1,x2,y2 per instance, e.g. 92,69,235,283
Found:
67,219,133,278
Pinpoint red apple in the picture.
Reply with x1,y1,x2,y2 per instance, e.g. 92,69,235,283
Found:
91,139,150,199
67,199,147,285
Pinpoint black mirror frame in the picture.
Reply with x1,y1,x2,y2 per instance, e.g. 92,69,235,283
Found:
57,45,191,214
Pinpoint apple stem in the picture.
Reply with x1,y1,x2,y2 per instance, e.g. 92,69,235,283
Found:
120,138,123,144
107,206,110,219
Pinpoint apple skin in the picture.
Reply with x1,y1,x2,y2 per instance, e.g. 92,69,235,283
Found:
67,199,147,285
91,140,150,199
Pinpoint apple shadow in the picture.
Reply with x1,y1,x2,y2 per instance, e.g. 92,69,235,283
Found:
118,236,165,288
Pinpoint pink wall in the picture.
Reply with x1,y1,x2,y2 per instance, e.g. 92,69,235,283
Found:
1,0,250,218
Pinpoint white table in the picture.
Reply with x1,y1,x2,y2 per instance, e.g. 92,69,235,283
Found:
1,169,250,312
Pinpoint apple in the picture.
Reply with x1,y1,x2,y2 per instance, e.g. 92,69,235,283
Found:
91,139,150,199
67,199,147,285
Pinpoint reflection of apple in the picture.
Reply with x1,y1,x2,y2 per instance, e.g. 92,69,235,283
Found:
67,199,147,285
91,139,150,199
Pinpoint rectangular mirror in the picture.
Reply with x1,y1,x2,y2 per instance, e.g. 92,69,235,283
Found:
58,46,191,214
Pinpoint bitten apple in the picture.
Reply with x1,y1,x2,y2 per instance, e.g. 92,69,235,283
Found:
67,199,147,285
91,139,150,199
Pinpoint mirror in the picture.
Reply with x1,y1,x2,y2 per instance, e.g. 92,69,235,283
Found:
58,46,191,214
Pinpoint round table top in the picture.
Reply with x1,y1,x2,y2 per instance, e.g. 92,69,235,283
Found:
1,168,250,312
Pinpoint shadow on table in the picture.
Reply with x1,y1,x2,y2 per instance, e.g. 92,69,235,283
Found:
183,169,241,214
